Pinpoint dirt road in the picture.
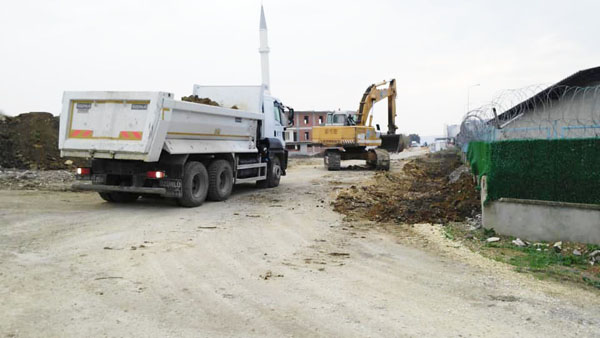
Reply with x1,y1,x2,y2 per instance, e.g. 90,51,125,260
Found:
1,150,599,337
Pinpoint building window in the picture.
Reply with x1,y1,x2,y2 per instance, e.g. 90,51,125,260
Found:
304,131,310,140
304,116,309,124
293,132,298,142
318,116,323,125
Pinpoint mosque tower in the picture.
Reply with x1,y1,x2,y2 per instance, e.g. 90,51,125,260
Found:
259,5,270,91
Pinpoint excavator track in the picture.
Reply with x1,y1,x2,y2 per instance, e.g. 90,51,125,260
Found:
324,150,341,171
368,148,390,171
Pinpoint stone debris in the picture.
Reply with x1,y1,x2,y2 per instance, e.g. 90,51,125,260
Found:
512,238,527,247
589,250,600,265
553,241,562,253
0,169,75,191
448,165,471,184
486,237,500,243
573,249,582,256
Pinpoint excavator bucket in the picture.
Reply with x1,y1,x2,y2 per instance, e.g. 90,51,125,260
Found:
380,134,405,153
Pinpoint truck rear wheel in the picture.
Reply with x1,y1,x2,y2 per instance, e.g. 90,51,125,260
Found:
257,156,281,188
177,161,209,207
99,192,114,202
207,159,234,201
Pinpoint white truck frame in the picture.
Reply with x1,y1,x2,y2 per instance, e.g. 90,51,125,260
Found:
59,85,293,207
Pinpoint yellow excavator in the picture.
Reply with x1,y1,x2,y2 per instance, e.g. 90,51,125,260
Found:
312,79,404,171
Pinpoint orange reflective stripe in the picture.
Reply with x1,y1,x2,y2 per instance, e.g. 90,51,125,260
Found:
69,130,93,138
119,131,143,140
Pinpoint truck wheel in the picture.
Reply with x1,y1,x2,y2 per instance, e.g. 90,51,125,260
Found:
257,156,281,188
98,192,114,202
207,159,234,201
109,192,139,203
177,161,209,207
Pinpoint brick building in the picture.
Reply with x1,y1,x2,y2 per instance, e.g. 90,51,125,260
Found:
284,110,329,155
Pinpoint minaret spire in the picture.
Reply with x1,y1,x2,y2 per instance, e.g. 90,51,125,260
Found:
259,5,270,91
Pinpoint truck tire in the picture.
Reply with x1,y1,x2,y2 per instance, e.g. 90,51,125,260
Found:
207,159,234,201
324,150,341,171
177,161,209,207
98,192,114,202
257,156,282,188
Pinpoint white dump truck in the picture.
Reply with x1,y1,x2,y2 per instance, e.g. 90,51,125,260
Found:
58,85,294,207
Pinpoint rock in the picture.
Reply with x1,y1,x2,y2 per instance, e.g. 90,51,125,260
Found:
573,249,582,256
553,241,562,253
512,238,527,247
589,250,600,259
486,237,500,243
448,165,470,184
64,160,73,166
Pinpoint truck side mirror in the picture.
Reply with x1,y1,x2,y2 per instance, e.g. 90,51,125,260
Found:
376,124,381,131
287,108,295,126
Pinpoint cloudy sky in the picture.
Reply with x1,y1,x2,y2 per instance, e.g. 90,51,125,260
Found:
1,0,599,135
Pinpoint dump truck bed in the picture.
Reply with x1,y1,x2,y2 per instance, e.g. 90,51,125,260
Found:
59,90,264,162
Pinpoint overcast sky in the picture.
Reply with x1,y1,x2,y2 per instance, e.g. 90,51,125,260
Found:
1,0,599,135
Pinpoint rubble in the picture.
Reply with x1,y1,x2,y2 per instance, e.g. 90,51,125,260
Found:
0,168,75,191
486,237,500,243
333,152,480,224
512,238,527,247
553,241,562,253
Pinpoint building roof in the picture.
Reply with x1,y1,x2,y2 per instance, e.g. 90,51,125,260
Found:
497,66,600,124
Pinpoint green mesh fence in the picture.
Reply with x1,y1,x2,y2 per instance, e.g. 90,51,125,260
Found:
467,139,600,205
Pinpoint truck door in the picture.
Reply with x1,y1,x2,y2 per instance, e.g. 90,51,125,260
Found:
263,97,285,145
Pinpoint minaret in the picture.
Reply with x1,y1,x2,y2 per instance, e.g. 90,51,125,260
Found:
259,5,270,91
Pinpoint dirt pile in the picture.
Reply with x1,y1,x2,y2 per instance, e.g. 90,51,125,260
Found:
334,152,480,224
181,95,220,106
0,112,86,170
181,95,239,109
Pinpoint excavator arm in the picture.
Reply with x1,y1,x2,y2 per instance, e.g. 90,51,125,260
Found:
356,79,397,135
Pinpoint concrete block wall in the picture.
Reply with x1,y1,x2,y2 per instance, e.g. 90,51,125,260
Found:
481,176,600,244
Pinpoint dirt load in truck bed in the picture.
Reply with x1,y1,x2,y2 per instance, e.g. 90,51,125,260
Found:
181,95,238,109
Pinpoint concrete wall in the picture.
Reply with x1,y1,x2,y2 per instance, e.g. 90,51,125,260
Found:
481,176,600,244
496,91,600,140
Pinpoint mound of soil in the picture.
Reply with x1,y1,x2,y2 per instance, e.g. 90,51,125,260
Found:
181,95,220,106
334,152,480,224
181,95,238,109
0,112,86,170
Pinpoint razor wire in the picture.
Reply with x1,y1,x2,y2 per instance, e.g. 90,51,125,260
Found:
457,84,600,149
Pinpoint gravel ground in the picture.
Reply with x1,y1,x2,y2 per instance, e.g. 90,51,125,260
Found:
1,150,599,337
